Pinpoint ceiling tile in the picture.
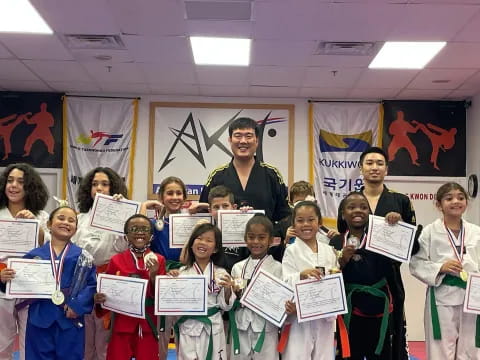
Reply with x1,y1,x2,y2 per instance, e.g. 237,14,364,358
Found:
0,80,52,92
0,60,39,81
454,10,480,41
298,87,350,98
199,85,250,97
458,70,480,90
23,60,92,81
250,66,304,87
427,42,480,69
303,67,363,87
112,0,186,36
149,83,200,96
248,86,299,97
355,69,419,89
82,62,146,82
348,87,400,99
123,35,192,64
187,20,253,37
408,68,477,90
196,66,250,86
0,42,13,59
396,88,452,99
139,63,197,84
71,49,134,63
251,40,316,67
388,4,477,40
444,89,475,100
0,34,73,61
99,82,150,94
308,54,373,68
47,81,101,92
31,0,120,34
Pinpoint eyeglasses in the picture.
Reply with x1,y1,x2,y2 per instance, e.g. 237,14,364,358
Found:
127,226,150,234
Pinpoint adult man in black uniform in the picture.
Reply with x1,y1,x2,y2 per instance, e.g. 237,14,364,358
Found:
200,117,290,223
338,147,417,360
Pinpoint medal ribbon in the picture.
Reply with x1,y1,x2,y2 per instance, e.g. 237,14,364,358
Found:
241,254,268,280
49,242,70,291
130,250,147,271
444,221,465,263
193,262,219,293
342,231,367,249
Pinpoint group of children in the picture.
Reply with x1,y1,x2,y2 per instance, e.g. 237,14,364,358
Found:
0,161,479,360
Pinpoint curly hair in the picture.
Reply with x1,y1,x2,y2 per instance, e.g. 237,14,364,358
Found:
0,163,48,215
76,167,128,213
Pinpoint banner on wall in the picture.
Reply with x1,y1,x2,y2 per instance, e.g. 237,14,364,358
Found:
382,100,466,177
149,102,294,199
0,92,63,168
65,97,137,209
310,102,381,221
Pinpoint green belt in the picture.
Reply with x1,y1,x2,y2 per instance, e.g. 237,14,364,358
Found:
107,297,158,342
166,260,183,271
430,274,480,347
344,278,390,356
227,299,266,355
174,307,221,360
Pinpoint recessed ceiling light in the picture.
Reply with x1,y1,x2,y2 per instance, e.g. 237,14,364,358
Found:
190,36,251,66
0,0,53,34
369,41,446,69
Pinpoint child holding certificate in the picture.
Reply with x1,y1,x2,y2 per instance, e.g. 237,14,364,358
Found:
1,206,97,360
410,182,480,360
330,192,393,360
0,163,50,360
170,223,235,360
230,214,281,360
281,200,338,360
71,166,129,360
140,176,187,358
94,214,166,360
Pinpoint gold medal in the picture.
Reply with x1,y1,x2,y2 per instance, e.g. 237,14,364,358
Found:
460,270,468,282
51,290,65,305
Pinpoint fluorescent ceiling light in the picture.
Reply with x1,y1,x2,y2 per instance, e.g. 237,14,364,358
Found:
0,0,53,34
190,36,250,66
369,41,446,69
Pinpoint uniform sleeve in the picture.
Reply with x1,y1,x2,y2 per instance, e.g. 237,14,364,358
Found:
401,195,416,226
271,172,291,222
67,265,96,317
231,262,241,278
409,225,444,287
157,254,167,275
199,169,219,203
282,247,300,286
215,268,235,311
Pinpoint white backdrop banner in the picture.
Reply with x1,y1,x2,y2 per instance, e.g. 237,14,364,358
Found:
65,97,137,209
311,102,381,221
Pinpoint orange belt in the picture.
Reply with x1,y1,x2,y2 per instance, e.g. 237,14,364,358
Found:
96,263,108,274
277,323,291,353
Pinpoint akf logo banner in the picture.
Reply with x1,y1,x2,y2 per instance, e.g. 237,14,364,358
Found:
149,102,294,199
0,92,63,168
382,100,466,177
65,97,137,209
310,102,381,223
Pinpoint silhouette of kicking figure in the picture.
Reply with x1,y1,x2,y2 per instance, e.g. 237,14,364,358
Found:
388,110,421,166
412,121,457,171
0,113,30,160
23,102,55,157
90,130,110,146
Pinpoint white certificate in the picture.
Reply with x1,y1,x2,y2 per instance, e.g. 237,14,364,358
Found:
464,273,480,314
0,219,39,257
366,215,416,263
218,210,265,247
169,214,213,248
5,258,55,299
294,273,348,323
89,194,141,235
97,274,148,318
240,269,294,327
155,275,208,316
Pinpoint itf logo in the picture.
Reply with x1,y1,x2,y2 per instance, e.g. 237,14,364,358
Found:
319,129,372,153
76,130,123,146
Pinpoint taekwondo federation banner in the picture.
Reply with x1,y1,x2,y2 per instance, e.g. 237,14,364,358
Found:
382,100,466,177
310,102,381,223
64,97,137,209
0,92,63,168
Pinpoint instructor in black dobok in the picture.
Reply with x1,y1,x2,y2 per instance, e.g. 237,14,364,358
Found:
338,147,418,360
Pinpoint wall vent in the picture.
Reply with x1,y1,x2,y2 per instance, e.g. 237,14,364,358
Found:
62,34,125,50
314,41,376,56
